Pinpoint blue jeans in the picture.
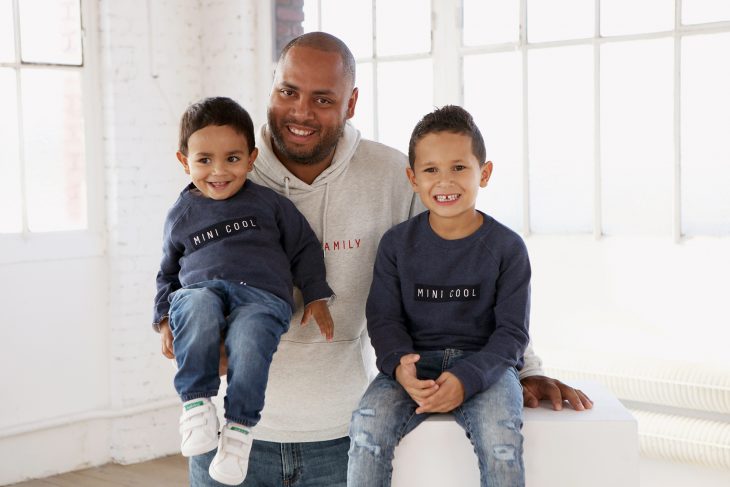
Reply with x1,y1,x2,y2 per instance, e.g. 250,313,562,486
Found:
347,349,524,487
168,280,291,426
189,437,350,486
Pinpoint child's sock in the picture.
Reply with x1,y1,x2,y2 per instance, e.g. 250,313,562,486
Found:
208,422,254,486
179,398,219,457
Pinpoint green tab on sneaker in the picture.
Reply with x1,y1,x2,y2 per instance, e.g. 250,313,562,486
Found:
230,426,250,435
184,400,205,411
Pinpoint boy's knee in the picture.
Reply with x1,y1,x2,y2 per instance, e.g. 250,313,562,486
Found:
349,408,383,457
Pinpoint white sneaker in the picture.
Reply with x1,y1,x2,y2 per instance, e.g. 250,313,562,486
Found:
179,398,219,457
208,423,254,486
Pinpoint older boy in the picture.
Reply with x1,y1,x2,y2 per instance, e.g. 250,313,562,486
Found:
154,97,334,485
348,105,529,486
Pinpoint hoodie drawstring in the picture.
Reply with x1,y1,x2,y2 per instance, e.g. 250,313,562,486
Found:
284,176,291,197
322,182,330,248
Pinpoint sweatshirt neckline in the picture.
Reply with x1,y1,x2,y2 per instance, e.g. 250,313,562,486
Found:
420,210,493,248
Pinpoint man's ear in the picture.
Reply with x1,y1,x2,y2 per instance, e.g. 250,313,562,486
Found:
406,166,418,191
176,151,190,174
346,87,359,119
480,161,493,188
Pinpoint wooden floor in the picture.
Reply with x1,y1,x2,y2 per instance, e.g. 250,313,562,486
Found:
8,455,188,487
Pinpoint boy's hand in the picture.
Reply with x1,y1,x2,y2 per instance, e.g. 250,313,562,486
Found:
159,318,174,359
414,372,464,414
395,354,439,405
301,300,334,341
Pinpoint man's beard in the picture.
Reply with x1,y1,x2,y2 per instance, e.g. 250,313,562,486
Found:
268,109,345,166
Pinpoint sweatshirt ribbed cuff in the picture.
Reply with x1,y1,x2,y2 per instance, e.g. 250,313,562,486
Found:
300,280,335,306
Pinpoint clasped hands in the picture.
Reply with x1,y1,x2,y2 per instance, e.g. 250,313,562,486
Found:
395,354,465,414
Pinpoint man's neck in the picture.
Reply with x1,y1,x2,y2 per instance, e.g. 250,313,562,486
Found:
272,144,335,185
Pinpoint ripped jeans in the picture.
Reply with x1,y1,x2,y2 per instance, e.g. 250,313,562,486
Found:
347,349,524,487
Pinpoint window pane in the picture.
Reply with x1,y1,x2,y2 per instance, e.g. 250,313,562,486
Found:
681,33,730,236
463,0,519,46
528,46,593,233
352,61,375,140
601,39,673,236
376,59,433,153
320,0,373,59
21,69,86,232
464,52,523,233
682,0,730,24
0,68,22,233
0,0,14,62
527,0,594,43
302,0,319,33
601,0,674,36
19,0,82,65
376,0,430,56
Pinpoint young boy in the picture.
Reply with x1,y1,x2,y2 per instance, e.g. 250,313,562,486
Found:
347,105,530,487
153,97,334,486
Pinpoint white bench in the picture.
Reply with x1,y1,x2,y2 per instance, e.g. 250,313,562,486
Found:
391,381,639,487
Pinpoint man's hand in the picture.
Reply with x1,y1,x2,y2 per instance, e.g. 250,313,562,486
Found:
159,318,174,359
301,300,334,341
521,375,593,411
395,354,439,405
414,372,465,414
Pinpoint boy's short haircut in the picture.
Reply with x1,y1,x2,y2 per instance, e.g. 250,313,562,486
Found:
178,97,256,156
407,105,486,169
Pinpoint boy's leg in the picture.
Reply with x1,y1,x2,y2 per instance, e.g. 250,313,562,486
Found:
221,285,292,426
453,367,525,487
347,373,427,487
168,284,227,402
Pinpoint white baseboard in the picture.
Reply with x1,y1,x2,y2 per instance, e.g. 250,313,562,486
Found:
0,399,180,486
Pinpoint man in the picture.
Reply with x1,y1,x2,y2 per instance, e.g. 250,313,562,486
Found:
164,32,592,487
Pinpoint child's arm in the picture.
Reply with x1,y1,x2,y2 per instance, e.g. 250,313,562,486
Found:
446,236,532,402
277,197,335,305
366,231,417,378
301,299,334,341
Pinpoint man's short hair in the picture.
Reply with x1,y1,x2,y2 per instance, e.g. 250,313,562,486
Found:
407,105,487,168
278,32,356,85
178,97,256,156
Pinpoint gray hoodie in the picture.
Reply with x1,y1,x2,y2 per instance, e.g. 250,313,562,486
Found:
248,122,543,443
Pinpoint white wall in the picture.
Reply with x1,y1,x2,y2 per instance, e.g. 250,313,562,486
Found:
0,1,272,484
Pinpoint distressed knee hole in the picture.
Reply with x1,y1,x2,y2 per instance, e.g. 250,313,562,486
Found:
352,431,381,456
354,408,376,417
493,445,516,461
498,418,522,432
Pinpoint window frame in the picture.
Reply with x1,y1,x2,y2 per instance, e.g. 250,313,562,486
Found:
303,0,730,240
1,0,104,264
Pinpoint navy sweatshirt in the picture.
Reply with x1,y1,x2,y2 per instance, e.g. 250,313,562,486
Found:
366,211,531,401
153,180,333,325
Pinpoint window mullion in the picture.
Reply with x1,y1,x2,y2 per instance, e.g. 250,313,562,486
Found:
431,0,461,106
673,0,682,241
11,0,28,234
594,0,602,239
371,0,379,142
521,0,530,237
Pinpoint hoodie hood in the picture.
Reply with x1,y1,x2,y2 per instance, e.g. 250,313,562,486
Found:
252,121,361,196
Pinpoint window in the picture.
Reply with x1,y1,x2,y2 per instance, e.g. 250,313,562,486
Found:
295,0,730,238
1,0,92,235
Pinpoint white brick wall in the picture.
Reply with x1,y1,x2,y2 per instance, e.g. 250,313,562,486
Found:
0,1,272,483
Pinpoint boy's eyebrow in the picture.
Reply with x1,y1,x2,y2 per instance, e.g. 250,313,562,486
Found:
195,150,246,156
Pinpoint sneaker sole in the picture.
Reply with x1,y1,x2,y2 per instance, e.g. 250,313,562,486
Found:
180,436,219,457
208,463,246,486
